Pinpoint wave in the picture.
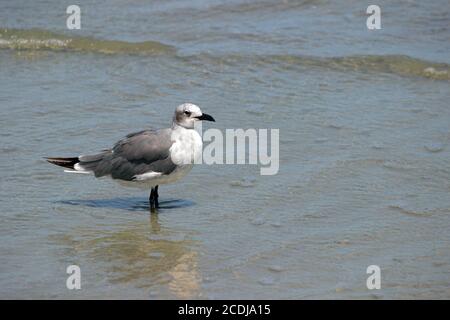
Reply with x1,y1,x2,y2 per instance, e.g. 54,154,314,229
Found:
318,55,450,81
1,28,449,80
181,53,450,81
0,28,175,55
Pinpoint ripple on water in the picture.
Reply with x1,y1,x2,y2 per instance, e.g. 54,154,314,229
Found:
388,203,439,217
258,277,275,286
1,147,20,153
270,221,282,228
245,105,265,116
267,265,284,273
382,160,417,171
424,142,444,153
314,137,329,144
249,217,266,226
148,252,165,259
230,177,257,188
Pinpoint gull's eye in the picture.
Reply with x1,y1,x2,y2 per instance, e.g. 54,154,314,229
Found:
184,111,191,116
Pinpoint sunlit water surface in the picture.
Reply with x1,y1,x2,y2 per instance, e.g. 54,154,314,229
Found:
0,0,449,299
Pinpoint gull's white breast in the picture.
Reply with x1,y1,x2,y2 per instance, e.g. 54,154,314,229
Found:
169,126,203,165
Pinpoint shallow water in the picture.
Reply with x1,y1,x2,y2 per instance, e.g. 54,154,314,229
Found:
1,0,450,299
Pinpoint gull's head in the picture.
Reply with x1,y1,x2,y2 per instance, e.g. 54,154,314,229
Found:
173,103,215,129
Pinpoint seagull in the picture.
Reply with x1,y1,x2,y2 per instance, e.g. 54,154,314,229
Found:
46,103,215,211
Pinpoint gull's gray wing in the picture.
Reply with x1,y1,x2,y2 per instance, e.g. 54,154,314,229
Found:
81,129,176,181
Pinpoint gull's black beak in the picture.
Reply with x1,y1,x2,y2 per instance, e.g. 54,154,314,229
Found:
196,113,215,122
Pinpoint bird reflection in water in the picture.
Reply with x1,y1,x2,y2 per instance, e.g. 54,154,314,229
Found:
52,196,201,298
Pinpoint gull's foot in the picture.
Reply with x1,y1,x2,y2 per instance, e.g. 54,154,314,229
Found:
149,185,159,212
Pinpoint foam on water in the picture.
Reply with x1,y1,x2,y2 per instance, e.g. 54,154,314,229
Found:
0,28,175,55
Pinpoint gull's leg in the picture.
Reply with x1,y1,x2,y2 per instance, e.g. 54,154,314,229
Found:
149,187,156,211
154,185,159,208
